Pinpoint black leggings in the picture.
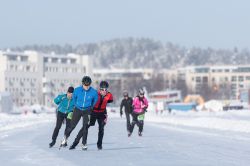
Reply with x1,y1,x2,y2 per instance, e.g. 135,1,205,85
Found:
125,111,132,132
130,113,144,133
73,112,106,146
51,111,71,141
64,107,91,145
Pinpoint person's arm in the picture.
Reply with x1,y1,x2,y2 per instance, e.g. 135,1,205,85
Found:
132,97,137,108
92,90,99,107
143,97,149,112
54,95,63,105
107,93,113,103
120,99,124,117
144,98,149,108
69,99,75,113
72,89,77,106
120,100,124,111
129,97,133,108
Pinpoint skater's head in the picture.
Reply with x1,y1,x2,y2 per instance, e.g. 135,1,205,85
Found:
138,88,144,98
67,86,74,99
100,80,109,89
82,76,92,90
99,81,109,96
123,90,129,98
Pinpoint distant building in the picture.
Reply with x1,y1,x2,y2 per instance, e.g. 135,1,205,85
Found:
42,53,92,106
178,65,250,99
149,90,181,111
239,89,250,104
0,92,13,113
93,68,154,101
0,51,92,107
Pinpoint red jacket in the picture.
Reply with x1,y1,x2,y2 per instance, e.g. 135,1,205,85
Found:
93,91,113,113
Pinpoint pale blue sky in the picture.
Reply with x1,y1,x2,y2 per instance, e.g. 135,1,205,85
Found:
0,0,250,49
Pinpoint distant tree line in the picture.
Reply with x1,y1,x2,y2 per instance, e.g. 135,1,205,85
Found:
9,37,250,69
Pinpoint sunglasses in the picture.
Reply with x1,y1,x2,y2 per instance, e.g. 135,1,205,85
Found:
100,88,107,91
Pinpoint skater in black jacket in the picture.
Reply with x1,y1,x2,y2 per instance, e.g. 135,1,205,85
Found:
120,91,133,135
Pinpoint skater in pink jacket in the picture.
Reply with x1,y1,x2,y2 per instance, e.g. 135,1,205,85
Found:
129,88,148,137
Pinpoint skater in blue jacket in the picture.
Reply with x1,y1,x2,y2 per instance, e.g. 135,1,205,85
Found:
60,76,98,150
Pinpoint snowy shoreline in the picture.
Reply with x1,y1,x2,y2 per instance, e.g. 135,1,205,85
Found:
0,113,55,132
145,110,250,134
1,109,250,134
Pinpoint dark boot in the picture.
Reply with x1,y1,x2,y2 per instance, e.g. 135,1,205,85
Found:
128,130,132,137
69,142,78,150
97,144,102,150
49,140,56,148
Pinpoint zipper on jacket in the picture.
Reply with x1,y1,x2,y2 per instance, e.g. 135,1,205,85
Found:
82,91,86,109
67,99,70,112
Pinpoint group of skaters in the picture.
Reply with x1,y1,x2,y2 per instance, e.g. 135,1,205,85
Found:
49,75,148,150
120,89,148,137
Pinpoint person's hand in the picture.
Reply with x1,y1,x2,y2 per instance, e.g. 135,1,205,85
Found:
104,114,108,124
120,111,123,118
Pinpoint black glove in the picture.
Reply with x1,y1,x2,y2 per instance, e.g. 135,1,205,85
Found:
143,108,147,113
120,111,123,118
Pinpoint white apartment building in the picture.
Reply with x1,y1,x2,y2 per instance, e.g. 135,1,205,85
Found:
0,51,92,107
93,68,153,89
93,68,153,80
0,51,41,106
179,65,250,99
93,68,154,103
157,69,178,89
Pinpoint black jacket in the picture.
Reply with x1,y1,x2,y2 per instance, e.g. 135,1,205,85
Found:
120,97,133,114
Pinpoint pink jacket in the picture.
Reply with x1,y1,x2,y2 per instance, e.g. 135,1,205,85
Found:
132,97,148,114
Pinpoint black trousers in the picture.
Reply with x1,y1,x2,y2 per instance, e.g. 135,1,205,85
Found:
73,112,106,147
64,107,91,145
52,111,71,141
125,111,132,132
130,113,144,133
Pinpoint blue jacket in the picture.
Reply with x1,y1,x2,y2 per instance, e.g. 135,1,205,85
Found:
54,94,74,114
73,86,98,111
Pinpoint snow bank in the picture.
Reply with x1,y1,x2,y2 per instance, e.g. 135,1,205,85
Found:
145,110,250,133
2,105,250,134
0,106,119,132
203,100,223,111
0,113,54,132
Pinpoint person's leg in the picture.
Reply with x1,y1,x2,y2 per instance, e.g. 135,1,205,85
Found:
97,114,105,149
130,113,138,134
88,113,97,127
51,112,64,143
69,127,83,149
138,120,144,133
125,111,131,132
64,108,82,138
64,114,71,135
70,113,96,149
81,110,91,145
